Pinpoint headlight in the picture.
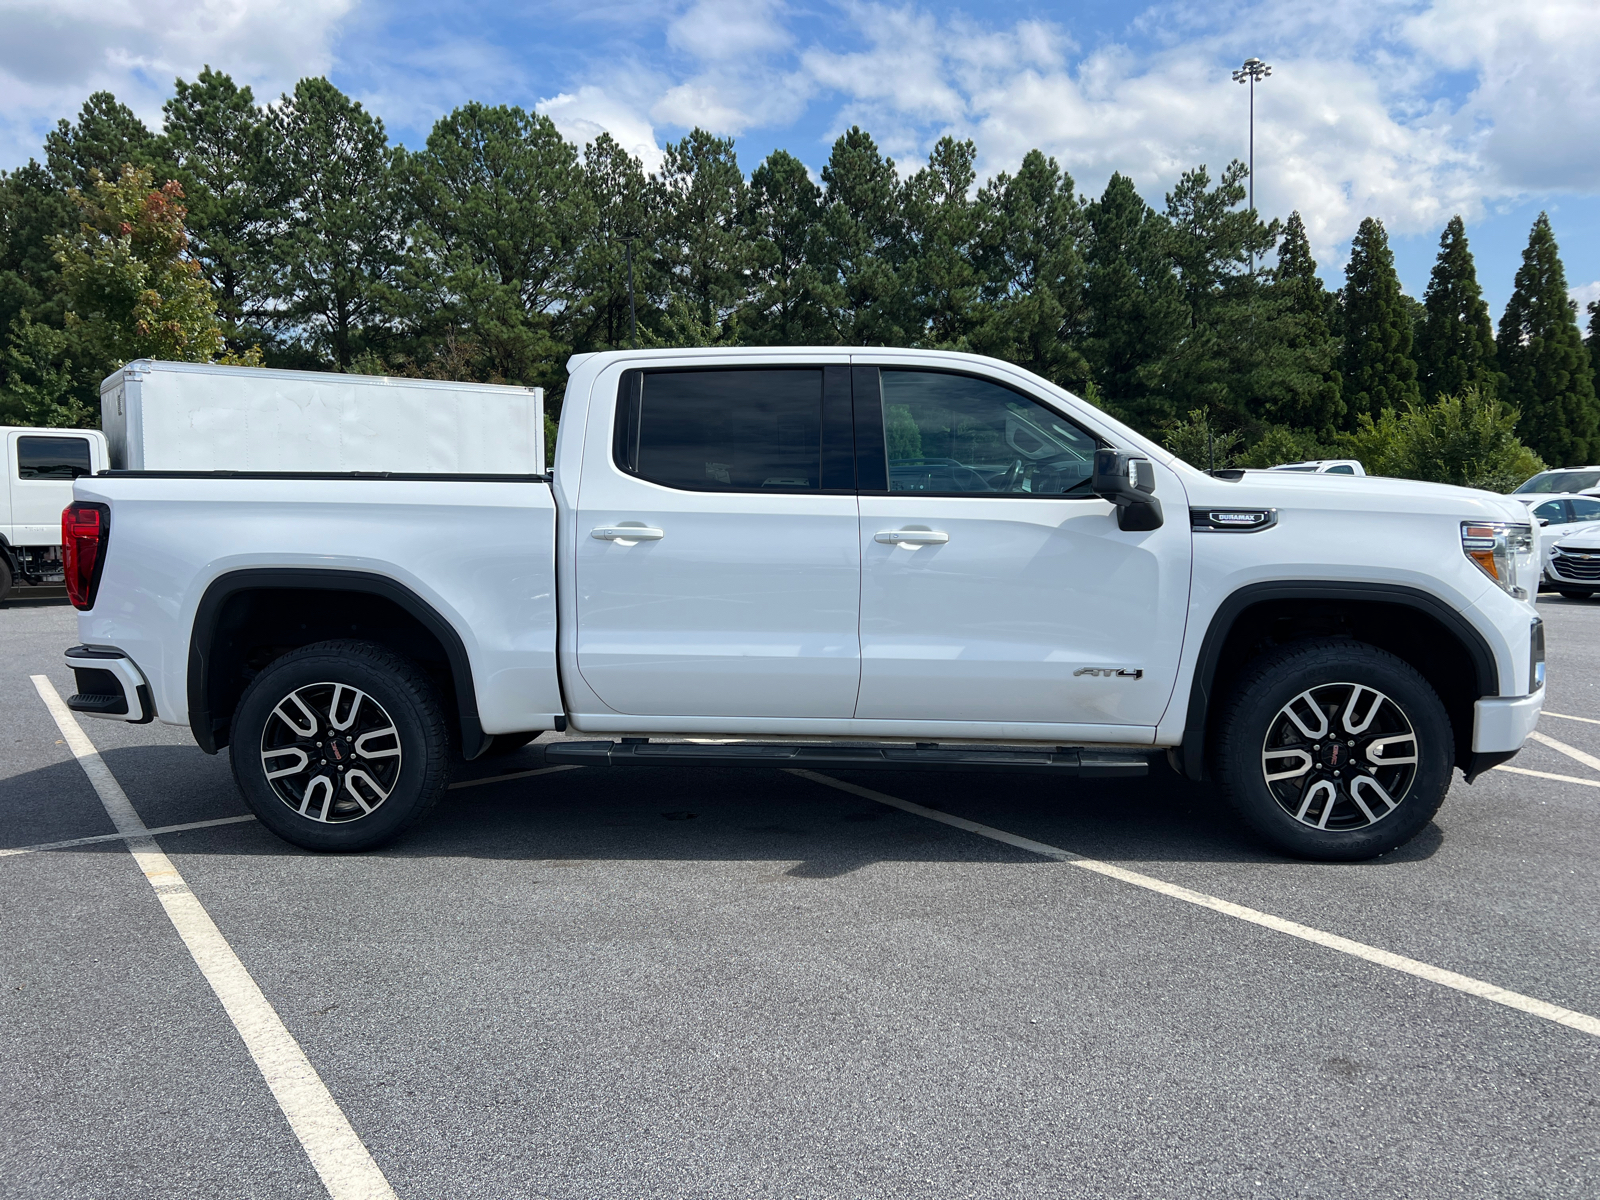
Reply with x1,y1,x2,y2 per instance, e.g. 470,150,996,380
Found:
1461,521,1534,599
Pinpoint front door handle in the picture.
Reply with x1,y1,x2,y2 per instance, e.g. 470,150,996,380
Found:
592,526,665,541
874,529,949,544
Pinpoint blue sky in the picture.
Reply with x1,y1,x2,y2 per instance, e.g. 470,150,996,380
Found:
4,0,1598,320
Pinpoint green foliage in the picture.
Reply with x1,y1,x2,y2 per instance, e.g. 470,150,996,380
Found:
1415,216,1496,402
54,165,236,365
884,403,922,460
1339,217,1420,424
271,78,409,368
1,73,1594,490
1344,388,1543,492
1162,409,1244,471
1497,213,1598,466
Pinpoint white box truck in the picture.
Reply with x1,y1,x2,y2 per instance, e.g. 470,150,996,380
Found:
99,360,545,475
1,426,111,600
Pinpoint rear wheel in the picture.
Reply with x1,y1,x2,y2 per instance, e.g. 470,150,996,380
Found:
230,640,449,851
0,556,11,603
1213,639,1452,861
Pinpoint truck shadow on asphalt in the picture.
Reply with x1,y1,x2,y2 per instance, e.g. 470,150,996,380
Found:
5,741,1444,871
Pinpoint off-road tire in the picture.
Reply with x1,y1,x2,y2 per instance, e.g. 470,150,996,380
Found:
1213,638,1453,861
230,639,449,852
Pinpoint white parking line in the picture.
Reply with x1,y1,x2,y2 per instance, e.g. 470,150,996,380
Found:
1493,764,1600,788
788,768,1600,1040
0,814,257,858
1527,730,1600,775
447,763,582,790
1543,711,1600,726
31,676,396,1200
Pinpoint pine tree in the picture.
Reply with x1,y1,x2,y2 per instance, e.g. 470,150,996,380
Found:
739,150,828,345
45,93,165,191
572,133,660,354
654,129,746,342
1256,210,1342,430
1587,300,1600,404
968,149,1088,389
270,78,410,368
163,69,285,346
816,126,907,345
1498,213,1598,465
1339,217,1419,424
902,136,980,347
1414,216,1496,401
1080,173,1185,427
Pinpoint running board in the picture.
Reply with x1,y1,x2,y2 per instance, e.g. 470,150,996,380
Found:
543,740,1149,777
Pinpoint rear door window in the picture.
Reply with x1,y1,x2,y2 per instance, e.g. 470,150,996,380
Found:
877,369,1099,496
17,436,91,480
1569,498,1600,522
616,369,824,492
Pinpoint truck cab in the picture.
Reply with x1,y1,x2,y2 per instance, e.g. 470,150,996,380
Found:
1,426,109,600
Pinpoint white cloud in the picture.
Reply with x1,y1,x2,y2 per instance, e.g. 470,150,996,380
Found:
0,0,354,166
540,84,667,173
1572,281,1600,317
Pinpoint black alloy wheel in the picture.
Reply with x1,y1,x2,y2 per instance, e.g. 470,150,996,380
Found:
1214,639,1453,861
231,640,449,851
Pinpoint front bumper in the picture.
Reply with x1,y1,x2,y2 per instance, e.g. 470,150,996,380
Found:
63,645,153,724
1472,691,1542,753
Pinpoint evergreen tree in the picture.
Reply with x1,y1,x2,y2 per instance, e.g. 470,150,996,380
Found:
1587,299,1600,404
654,129,746,341
1159,161,1280,426
1080,173,1185,426
45,93,165,191
816,126,907,345
1498,213,1598,465
739,149,828,344
407,103,592,386
573,133,660,354
1414,216,1496,401
163,69,285,346
269,78,409,368
1254,210,1342,430
969,149,1088,390
902,136,980,347
1339,217,1419,424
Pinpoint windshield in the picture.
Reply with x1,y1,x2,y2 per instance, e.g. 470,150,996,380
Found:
1515,470,1600,494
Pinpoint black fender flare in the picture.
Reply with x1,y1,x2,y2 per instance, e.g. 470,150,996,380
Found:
187,567,487,759
1177,580,1499,781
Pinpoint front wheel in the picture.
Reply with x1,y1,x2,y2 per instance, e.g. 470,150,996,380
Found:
1213,639,1453,861
1557,589,1594,599
230,640,450,851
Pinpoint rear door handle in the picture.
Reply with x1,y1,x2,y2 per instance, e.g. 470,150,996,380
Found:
874,529,949,544
591,526,665,541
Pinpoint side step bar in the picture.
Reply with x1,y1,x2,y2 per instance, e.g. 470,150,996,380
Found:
544,740,1149,777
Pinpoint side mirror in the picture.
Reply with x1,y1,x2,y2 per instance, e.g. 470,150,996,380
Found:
1093,449,1164,531
1538,518,1550,527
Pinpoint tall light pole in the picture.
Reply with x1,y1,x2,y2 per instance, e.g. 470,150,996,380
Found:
1231,57,1271,216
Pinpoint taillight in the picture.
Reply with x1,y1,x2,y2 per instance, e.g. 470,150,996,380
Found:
62,502,110,610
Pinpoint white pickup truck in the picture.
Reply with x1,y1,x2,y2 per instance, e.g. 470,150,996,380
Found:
61,348,1545,861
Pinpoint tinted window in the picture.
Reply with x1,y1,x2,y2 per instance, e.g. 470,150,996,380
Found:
1571,499,1600,521
1533,500,1568,523
879,370,1098,495
17,436,91,480
617,369,822,492
1326,464,1355,475
1515,470,1600,494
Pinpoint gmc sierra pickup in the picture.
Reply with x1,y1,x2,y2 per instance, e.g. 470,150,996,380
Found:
61,348,1545,861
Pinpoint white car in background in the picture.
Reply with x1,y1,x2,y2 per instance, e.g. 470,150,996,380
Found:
1268,459,1366,476
1546,524,1600,598
1508,493,1600,581
1513,467,1600,496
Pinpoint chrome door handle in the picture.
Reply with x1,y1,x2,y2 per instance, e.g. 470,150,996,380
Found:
591,526,665,541
874,529,948,544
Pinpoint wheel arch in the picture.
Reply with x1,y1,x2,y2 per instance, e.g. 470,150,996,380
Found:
1178,581,1498,782
187,568,488,760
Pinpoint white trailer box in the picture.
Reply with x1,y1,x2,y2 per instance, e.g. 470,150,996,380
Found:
99,360,545,475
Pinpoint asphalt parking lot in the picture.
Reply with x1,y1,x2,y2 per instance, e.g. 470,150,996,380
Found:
3,590,1598,1200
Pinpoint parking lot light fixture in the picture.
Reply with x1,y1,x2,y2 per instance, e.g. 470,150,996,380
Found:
1231,57,1272,217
